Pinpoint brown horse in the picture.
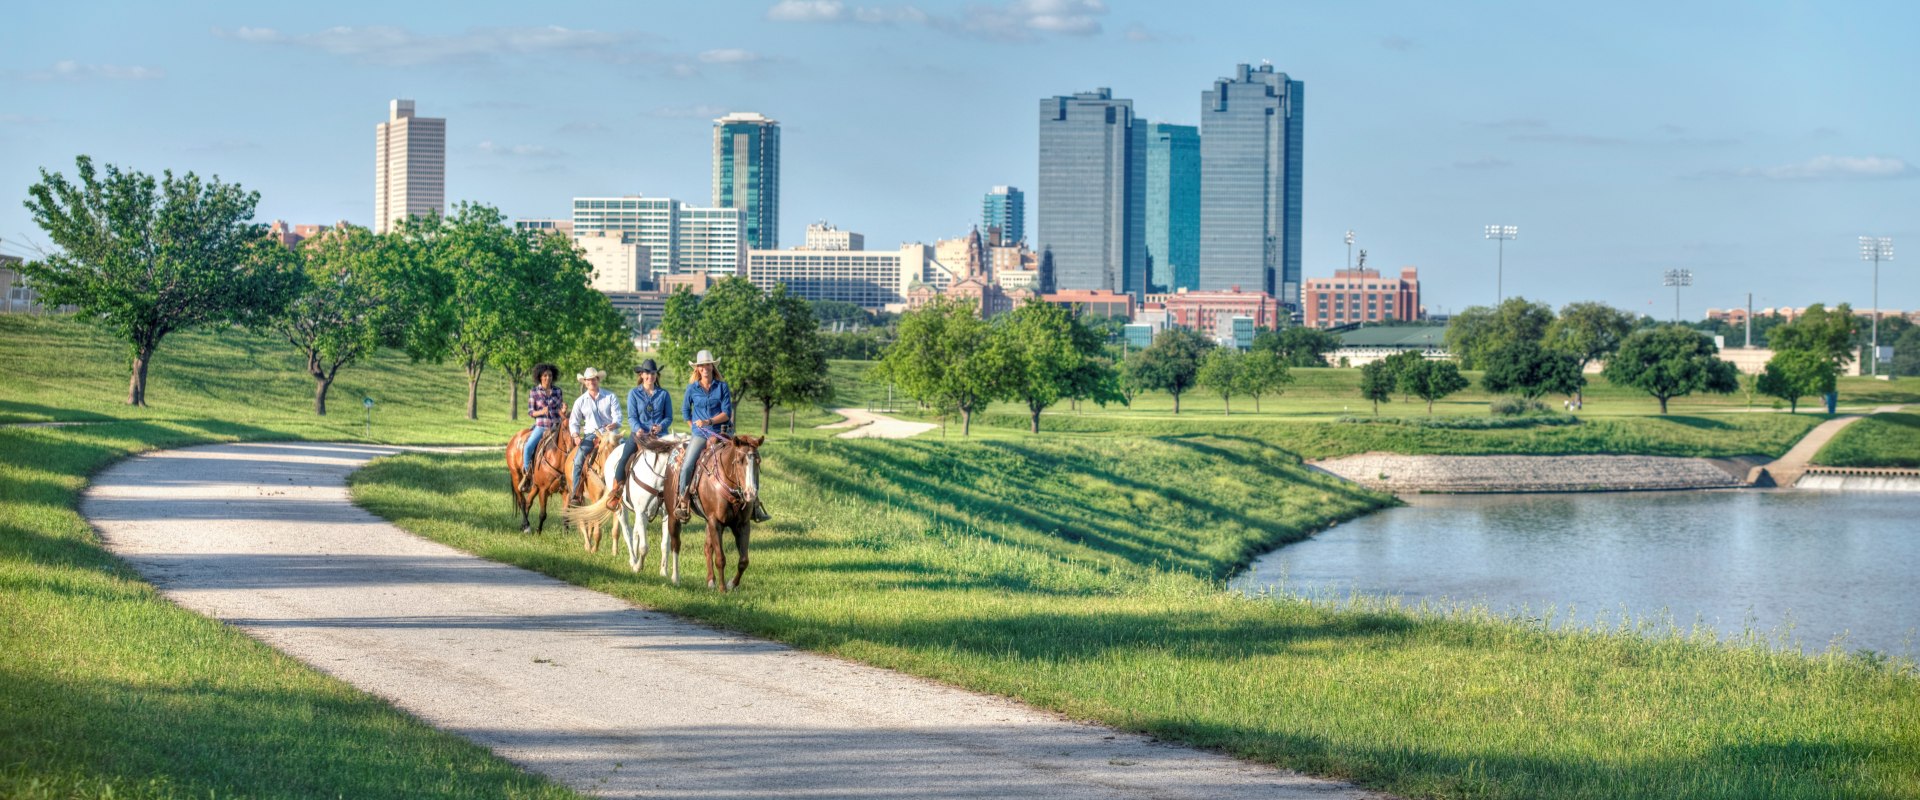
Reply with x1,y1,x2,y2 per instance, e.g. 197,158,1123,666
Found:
506,427,576,534
565,433,623,553
667,434,765,591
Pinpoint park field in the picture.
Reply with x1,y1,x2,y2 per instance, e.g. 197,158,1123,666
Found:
4,313,1918,799
1815,411,1920,468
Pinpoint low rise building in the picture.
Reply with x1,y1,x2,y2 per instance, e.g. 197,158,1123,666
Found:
1302,267,1422,329
1329,325,1450,367
745,244,933,310
803,221,863,251
1043,289,1134,321
515,218,574,238
1163,286,1280,331
577,231,652,293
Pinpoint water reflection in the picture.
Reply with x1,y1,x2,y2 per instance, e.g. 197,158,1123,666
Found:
1234,491,1920,657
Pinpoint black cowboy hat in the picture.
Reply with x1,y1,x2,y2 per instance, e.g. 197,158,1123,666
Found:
634,358,661,374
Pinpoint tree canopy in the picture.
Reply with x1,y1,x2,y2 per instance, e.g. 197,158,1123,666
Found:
658,277,829,434
1252,326,1336,368
21,156,300,405
1444,298,1555,370
1235,348,1291,413
1398,359,1470,415
1757,349,1836,414
267,225,406,415
1480,340,1585,401
1132,327,1214,414
877,298,1004,435
1768,303,1858,370
1197,348,1243,415
1358,359,1396,415
1601,325,1740,414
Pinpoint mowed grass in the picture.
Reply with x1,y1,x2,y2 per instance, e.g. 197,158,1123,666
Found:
1815,412,1920,468
355,437,1920,800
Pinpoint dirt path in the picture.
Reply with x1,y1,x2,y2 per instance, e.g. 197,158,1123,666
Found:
1763,405,1905,486
817,407,939,439
83,442,1383,800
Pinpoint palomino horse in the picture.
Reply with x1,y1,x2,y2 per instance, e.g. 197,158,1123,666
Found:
506,427,576,534
565,433,685,579
667,435,765,592
565,433,623,553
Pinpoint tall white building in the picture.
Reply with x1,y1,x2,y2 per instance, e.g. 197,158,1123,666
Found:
572,196,743,280
804,222,863,251
374,99,445,235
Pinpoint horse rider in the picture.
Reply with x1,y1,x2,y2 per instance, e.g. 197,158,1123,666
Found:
603,358,672,508
518,363,565,493
567,367,621,505
676,350,770,523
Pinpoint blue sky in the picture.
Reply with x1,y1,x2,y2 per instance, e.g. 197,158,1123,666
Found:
3,0,1916,317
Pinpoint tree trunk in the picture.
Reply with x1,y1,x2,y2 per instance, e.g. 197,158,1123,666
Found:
1372,399,1379,416
1789,398,1797,414
789,409,795,434
1657,395,1669,415
1253,395,1261,413
128,345,153,406
314,373,334,415
466,361,484,420
1029,403,1041,434
1172,392,1181,415
508,374,522,421
1223,396,1231,416
962,406,973,436
1427,397,1435,415
761,398,773,435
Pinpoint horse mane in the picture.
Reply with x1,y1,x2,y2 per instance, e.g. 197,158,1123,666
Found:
632,432,680,454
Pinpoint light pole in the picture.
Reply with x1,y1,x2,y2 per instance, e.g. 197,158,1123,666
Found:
1663,269,1692,323
1485,224,1517,304
1345,229,1355,271
1860,236,1894,376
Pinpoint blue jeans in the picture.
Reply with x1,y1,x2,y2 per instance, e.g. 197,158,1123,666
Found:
678,434,709,496
571,432,599,495
521,426,548,476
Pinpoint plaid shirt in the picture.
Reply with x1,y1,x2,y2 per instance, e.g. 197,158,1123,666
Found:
528,386,565,428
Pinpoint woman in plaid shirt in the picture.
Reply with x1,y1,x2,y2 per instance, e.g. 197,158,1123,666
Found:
519,363,566,492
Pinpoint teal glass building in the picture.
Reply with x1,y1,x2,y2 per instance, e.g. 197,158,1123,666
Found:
982,186,1024,245
712,112,780,250
1144,123,1200,293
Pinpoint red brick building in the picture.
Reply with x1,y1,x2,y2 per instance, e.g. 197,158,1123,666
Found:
1042,289,1134,321
1162,286,1282,331
1302,267,1421,329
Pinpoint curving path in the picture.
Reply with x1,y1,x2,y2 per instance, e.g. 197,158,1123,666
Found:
83,442,1383,800
1759,404,1905,486
816,407,940,439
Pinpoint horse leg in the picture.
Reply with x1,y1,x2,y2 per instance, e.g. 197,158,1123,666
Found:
661,513,677,582
730,521,750,590
510,472,531,534
706,517,726,592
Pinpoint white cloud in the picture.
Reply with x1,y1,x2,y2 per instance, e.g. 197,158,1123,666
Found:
477,140,562,158
212,24,645,67
1122,22,1187,43
1731,155,1913,181
698,48,764,64
18,61,165,81
766,0,1101,41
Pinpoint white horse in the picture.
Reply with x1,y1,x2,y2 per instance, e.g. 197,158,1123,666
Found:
608,434,685,581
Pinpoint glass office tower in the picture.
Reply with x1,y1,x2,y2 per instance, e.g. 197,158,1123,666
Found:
1144,122,1200,293
1199,64,1304,306
1037,89,1146,299
982,186,1025,245
712,112,780,250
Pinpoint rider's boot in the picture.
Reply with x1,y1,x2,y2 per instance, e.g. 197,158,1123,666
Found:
751,500,771,523
604,482,624,509
674,487,692,522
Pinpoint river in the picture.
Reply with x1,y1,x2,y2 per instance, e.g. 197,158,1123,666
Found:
1233,490,1920,657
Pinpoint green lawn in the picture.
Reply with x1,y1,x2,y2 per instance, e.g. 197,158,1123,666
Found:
1814,412,1920,468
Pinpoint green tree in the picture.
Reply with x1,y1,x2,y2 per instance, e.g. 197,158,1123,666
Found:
267,225,406,415
1197,348,1244,415
1545,301,1634,404
1480,340,1586,401
1891,326,1920,378
1235,348,1291,412
1769,303,1858,371
657,287,702,384
760,285,832,435
1444,297,1555,370
1398,359,1471,415
1601,325,1741,414
492,231,608,420
1133,328,1214,414
21,156,300,405
1358,359,1395,415
392,204,529,420
1377,350,1427,403
879,298,1005,435
1756,349,1836,414
997,298,1117,433
1253,326,1337,367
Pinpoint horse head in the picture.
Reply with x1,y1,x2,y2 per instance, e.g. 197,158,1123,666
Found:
727,435,765,505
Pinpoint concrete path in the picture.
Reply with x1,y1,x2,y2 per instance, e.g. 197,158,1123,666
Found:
83,442,1382,800
1761,405,1904,486
817,408,939,439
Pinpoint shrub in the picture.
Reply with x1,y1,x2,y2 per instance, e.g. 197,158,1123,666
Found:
1336,414,1580,430
1490,396,1551,416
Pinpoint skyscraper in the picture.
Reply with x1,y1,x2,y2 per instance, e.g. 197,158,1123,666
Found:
1199,64,1304,306
1037,89,1146,299
712,112,780,250
1144,123,1200,293
982,186,1024,245
373,99,445,235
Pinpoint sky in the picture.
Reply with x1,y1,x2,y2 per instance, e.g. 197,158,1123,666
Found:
3,0,1916,317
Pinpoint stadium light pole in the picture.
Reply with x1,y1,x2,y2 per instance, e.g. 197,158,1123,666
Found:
1663,269,1693,324
1485,224,1517,304
1345,229,1355,270
1861,236,1894,376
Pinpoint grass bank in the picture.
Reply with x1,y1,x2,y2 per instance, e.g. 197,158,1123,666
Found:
1814,411,1920,468
355,436,1920,800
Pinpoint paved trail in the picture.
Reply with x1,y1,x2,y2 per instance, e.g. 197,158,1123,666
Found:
84,442,1381,800
1763,404,1905,486
816,407,939,439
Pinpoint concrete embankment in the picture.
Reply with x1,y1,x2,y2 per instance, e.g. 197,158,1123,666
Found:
1310,453,1748,493
1795,467,1920,493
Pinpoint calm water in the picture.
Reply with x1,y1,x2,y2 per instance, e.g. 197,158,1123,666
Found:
1234,490,1920,657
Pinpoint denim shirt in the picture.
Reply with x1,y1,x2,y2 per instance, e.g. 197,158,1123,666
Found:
682,380,732,439
627,386,673,436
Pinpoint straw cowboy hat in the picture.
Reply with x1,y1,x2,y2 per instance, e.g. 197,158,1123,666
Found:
576,367,607,381
689,349,720,366
633,358,661,374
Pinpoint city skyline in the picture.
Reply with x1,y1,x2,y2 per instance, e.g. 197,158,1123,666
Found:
1,1,1915,317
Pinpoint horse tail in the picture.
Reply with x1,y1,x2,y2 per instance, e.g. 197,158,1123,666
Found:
564,501,617,530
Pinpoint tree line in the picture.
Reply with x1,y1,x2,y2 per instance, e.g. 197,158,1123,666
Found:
657,277,832,434
19,156,637,416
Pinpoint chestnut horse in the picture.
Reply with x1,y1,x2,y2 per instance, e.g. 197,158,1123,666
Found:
666,434,765,591
506,427,576,534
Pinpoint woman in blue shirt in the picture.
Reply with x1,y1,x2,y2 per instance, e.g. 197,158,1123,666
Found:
676,349,769,522
607,359,672,503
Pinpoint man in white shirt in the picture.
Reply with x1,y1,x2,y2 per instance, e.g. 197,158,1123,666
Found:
567,367,622,505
